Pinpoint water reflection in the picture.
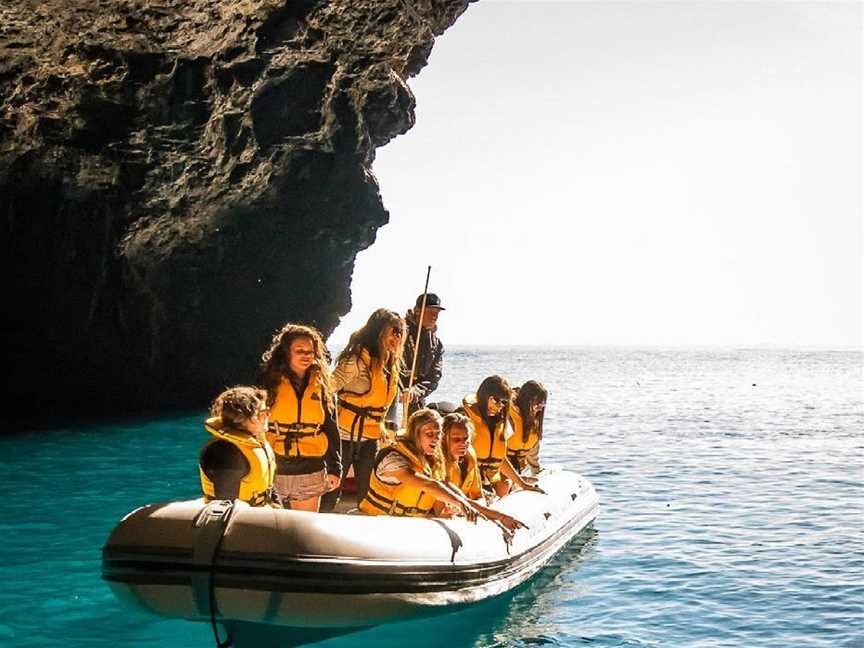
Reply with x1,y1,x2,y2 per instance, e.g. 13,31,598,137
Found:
471,528,599,647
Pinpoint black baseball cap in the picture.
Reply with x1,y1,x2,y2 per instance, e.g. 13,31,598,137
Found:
415,293,445,310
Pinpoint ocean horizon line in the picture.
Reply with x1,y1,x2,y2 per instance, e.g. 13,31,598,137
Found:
326,341,863,353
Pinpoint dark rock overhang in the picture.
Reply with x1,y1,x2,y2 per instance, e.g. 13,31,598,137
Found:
0,0,473,426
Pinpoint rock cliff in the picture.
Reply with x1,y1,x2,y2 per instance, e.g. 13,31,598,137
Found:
0,0,471,424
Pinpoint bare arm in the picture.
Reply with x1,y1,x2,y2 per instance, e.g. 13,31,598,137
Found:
441,479,527,532
500,457,545,494
388,468,475,518
391,470,527,532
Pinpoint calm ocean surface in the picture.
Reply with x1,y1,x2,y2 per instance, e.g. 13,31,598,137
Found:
1,347,862,647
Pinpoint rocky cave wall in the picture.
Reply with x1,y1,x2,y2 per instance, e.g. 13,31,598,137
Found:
0,0,472,425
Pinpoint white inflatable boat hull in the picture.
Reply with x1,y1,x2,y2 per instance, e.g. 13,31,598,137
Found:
102,467,598,628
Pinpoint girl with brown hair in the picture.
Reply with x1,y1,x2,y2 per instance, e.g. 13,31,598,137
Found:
507,380,548,474
259,323,341,512
199,386,277,507
460,375,543,498
324,308,406,509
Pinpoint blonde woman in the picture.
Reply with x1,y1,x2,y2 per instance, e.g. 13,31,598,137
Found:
259,323,341,512
360,409,526,533
323,308,405,510
441,412,483,501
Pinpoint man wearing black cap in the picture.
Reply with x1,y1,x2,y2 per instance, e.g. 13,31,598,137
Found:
400,293,445,416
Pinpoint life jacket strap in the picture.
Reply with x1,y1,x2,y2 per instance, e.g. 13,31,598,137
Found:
268,421,321,439
338,399,386,421
191,500,236,648
364,486,433,517
248,491,267,506
478,460,503,486
339,399,388,442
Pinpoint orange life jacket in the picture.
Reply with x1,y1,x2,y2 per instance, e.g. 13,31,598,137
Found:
359,440,440,517
199,417,276,506
337,349,398,441
267,370,329,459
462,395,508,486
446,446,483,500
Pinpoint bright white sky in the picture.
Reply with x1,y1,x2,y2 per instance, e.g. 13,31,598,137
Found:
330,1,862,348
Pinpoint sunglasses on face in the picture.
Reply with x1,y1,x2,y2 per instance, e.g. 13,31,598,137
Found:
489,396,508,407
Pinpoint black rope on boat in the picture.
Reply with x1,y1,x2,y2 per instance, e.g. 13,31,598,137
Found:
209,526,233,648
191,500,236,648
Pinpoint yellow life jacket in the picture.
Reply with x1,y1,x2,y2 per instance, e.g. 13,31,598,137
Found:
506,406,540,469
199,417,276,506
337,349,398,441
266,371,329,459
463,395,508,486
446,446,483,500
359,440,439,517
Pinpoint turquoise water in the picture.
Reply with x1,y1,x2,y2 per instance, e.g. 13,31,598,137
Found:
1,348,862,647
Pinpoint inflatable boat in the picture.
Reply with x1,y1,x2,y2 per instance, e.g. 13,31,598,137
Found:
102,467,598,628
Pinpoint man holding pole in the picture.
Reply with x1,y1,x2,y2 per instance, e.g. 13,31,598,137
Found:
400,292,446,419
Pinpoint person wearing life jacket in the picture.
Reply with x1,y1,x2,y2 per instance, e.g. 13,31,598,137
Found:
199,386,277,506
441,412,483,501
259,323,341,512
507,380,548,475
398,293,446,417
459,375,543,498
320,309,405,511
359,409,526,532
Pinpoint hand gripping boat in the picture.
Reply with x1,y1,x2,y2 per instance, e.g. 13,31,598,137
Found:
102,468,599,628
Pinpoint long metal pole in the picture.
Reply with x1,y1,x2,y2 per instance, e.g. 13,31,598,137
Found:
403,265,431,429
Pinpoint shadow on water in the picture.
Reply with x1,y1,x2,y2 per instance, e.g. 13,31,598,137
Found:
223,526,599,648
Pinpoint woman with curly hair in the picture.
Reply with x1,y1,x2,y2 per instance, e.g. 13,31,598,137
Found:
321,308,405,510
360,409,526,533
507,380,548,475
199,386,277,506
259,323,341,512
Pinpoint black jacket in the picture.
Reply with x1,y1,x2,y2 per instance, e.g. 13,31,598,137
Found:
400,311,444,408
